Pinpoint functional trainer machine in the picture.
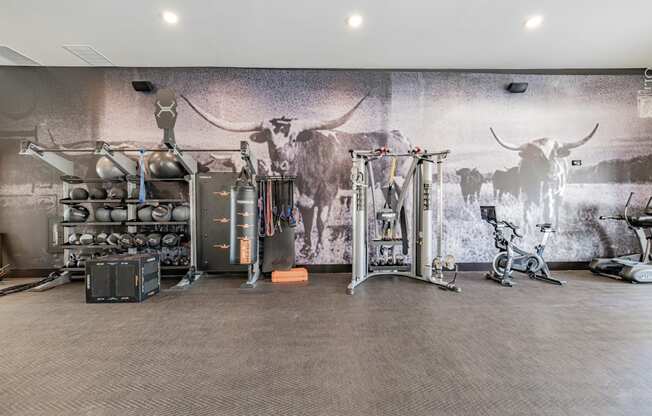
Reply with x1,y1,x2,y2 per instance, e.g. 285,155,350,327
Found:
348,147,460,295
589,192,652,283
18,88,262,291
481,205,564,286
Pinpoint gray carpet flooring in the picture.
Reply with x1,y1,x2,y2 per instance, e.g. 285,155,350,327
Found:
1,271,652,416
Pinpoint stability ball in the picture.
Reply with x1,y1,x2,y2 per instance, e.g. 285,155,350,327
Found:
96,157,123,180
148,152,184,178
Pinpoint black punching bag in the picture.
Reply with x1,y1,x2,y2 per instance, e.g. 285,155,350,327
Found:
230,185,258,265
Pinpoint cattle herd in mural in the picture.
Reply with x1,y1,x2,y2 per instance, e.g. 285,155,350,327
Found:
0,68,651,266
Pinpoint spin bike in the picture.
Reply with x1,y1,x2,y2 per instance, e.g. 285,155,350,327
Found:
481,206,565,287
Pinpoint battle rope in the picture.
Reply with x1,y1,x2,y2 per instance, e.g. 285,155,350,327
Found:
265,180,275,237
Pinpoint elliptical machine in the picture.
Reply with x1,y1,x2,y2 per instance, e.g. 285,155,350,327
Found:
481,206,565,287
589,192,652,283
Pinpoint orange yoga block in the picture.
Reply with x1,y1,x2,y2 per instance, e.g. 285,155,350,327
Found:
272,267,309,283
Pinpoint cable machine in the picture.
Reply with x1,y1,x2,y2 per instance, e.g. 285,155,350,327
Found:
348,147,460,295
18,88,260,290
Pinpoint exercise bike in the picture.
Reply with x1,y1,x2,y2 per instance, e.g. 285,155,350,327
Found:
481,206,565,287
589,192,652,283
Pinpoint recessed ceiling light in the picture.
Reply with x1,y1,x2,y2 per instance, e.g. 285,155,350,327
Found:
162,11,179,25
524,15,544,30
347,14,363,29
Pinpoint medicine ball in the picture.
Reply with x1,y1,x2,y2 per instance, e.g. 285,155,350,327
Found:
120,234,135,248
79,233,95,245
67,233,80,245
69,187,89,200
107,233,122,246
147,152,184,178
95,206,112,222
96,232,109,244
152,205,172,222
89,188,108,200
107,187,127,200
110,206,128,222
162,233,180,247
137,205,154,222
64,205,89,223
172,204,190,222
134,233,148,248
147,233,162,248
96,156,124,180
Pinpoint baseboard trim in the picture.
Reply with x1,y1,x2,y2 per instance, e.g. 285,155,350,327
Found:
5,262,590,279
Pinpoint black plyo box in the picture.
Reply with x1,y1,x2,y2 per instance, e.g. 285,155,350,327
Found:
85,254,160,303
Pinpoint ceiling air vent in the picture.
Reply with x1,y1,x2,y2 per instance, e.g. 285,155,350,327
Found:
0,46,41,66
62,44,114,66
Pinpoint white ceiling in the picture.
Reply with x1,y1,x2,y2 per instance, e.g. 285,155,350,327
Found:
1,0,651,69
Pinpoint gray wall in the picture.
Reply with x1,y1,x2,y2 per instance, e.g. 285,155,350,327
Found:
1,67,651,268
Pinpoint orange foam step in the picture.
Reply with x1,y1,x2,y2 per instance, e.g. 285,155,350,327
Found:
272,267,309,283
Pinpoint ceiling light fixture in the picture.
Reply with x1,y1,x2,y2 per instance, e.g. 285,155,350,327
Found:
162,11,179,25
524,15,544,30
347,14,363,29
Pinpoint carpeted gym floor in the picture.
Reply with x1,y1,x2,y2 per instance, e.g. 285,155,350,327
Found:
1,271,652,416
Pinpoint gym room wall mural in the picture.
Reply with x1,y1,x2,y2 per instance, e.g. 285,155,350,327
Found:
1,67,651,268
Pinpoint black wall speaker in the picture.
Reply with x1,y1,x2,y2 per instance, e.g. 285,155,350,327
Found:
132,81,154,93
507,82,528,93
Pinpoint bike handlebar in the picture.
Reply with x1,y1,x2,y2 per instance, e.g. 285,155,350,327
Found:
599,215,625,221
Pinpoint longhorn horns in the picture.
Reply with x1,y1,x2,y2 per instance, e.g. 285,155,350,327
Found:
180,95,264,133
180,91,371,133
489,123,600,151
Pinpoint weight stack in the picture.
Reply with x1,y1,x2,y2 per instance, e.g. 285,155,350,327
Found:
230,185,258,265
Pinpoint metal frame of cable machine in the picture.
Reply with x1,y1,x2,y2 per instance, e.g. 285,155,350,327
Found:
19,88,261,290
348,148,460,295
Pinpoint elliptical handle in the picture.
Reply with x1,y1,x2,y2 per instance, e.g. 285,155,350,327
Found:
624,192,634,228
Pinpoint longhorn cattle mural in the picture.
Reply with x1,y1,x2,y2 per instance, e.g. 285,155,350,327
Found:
489,124,600,226
0,67,651,268
180,93,412,258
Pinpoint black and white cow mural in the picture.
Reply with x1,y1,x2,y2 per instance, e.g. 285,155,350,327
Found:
1,67,651,267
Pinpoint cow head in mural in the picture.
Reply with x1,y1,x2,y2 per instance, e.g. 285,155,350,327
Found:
180,93,369,176
490,123,599,226
180,93,411,260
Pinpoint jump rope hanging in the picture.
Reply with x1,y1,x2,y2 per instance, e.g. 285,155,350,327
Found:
258,176,297,238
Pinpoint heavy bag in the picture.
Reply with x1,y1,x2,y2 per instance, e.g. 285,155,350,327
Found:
230,185,258,265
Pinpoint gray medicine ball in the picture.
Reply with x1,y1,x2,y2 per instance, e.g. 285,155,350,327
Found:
172,204,190,222
89,188,108,200
64,205,89,223
110,206,128,222
95,206,112,222
69,187,89,200
137,205,154,222
152,205,172,222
